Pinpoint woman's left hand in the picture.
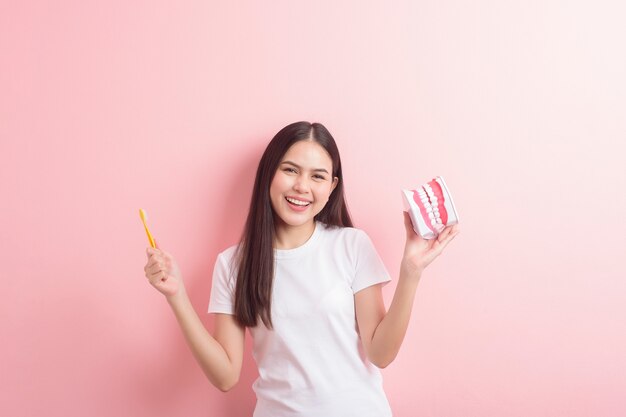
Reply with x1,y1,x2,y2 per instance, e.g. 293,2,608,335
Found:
401,211,460,276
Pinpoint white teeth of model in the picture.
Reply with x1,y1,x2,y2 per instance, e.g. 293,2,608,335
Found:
431,219,438,226
436,219,442,224
427,207,441,217
428,212,435,219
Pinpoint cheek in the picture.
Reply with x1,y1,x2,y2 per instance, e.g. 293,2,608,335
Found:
314,184,333,202
270,175,288,197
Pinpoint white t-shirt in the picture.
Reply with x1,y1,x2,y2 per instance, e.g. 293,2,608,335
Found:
208,221,393,417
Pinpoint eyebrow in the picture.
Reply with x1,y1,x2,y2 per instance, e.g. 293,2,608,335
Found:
281,161,330,174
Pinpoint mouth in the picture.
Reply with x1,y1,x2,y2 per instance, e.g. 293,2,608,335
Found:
413,180,448,230
285,196,312,211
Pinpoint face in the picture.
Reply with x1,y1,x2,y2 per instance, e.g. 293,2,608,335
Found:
269,140,339,229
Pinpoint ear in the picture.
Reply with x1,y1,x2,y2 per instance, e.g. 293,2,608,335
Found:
330,177,339,194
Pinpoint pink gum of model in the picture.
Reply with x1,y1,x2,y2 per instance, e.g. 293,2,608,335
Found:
401,176,460,240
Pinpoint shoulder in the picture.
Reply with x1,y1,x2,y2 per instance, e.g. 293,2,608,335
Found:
322,221,370,236
218,243,239,261
214,243,240,275
318,221,373,248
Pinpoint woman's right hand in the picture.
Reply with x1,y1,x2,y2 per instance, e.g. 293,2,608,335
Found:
144,240,186,299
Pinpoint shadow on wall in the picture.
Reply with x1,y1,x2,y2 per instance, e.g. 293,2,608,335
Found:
130,135,267,416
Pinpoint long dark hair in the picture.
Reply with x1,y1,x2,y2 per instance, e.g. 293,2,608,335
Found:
231,121,353,329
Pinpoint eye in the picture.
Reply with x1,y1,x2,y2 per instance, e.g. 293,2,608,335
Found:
313,175,326,180
284,168,297,173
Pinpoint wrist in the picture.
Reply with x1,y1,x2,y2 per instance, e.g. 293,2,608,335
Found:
166,288,189,307
400,261,424,279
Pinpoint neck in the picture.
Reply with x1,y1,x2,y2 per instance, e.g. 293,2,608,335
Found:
273,219,316,250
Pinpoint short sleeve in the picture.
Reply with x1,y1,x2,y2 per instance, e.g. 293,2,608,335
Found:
207,251,236,315
351,230,392,294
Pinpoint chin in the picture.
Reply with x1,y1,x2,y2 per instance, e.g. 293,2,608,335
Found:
280,216,314,227
275,209,318,227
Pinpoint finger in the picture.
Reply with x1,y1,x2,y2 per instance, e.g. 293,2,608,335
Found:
147,270,160,284
146,247,160,259
438,229,459,247
147,262,163,276
155,239,160,250
148,270,167,285
437,226,453,240
146,262,163,275
145,253,162,267
441,223,459,238
144,256,162,272
443,226,460,241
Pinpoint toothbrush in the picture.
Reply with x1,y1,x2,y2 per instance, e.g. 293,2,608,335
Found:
139,208,156,248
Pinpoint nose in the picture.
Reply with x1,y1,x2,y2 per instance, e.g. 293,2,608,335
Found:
293,174,310,193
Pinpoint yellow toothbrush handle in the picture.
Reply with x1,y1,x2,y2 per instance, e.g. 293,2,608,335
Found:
144,224,156,248
139,209,157,248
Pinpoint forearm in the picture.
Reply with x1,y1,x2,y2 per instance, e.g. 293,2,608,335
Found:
166,293,236,391
369,268,421,368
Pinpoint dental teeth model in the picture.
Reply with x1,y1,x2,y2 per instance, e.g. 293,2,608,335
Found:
401,176,459,240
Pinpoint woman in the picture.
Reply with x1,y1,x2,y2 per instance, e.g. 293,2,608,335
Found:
143,121,460,416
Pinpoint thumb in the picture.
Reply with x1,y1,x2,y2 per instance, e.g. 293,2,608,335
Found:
403,211,413,235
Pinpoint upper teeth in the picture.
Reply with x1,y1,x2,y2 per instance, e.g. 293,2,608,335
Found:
418,187,443,226
286,197,310,206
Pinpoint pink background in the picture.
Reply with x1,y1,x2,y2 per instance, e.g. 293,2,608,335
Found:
2,1,625,416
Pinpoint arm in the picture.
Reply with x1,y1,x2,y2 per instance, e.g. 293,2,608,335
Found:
355,268,419,369
355,212,460,368
144,243,244,392
167,292,245,392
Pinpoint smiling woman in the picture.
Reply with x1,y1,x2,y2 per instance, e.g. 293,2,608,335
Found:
142,121,459,417
233,122,350,329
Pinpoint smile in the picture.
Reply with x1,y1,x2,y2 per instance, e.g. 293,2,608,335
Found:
285,196,311,206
